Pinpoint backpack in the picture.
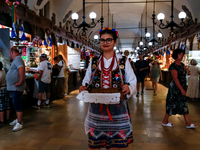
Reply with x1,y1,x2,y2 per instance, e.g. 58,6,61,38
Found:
52,61,64,76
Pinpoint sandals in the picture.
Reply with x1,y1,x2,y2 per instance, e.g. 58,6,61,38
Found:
186,124,198,129
162,122,174,127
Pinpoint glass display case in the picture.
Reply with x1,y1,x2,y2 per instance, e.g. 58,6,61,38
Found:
27,47,41,68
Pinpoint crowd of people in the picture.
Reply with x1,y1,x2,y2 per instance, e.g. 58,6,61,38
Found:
0,48,70,132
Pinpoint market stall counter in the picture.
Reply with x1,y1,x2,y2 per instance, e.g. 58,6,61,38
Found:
68,69,85,93
160,69,170,88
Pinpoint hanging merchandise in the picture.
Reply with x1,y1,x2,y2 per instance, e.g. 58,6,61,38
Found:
32,36,43,47
5,0,21,6
20,24,26,40
48,35,52,47
43,33,48,46
161,51,164,56
167,49,171,55
11,3,17,38
43,33,52,47
180,43,186,51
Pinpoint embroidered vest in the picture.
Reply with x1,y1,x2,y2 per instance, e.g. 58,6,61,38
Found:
88,56,126,89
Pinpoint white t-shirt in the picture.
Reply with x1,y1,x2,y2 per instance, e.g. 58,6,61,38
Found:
57,60,65,78
37,60,52,83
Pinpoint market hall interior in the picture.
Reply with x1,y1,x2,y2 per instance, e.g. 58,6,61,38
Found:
0,81,200,150
1,0,200,150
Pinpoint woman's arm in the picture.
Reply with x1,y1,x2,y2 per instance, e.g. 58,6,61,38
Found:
79,60,93,92
171,70,186,95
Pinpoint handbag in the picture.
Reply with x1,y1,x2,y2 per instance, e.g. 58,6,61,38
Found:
33,73,39,80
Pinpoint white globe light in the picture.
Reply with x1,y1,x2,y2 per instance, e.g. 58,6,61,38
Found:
157,33,162,38
145,32,151,38
89,12,97,19
178,11,186,19
136,47,140,50
148,42,153,46
114,46,117,50
157,13,165,20
71,13,79,20
139,41,143,46
116,50,119,53
94,35,99,40
135,50,137,52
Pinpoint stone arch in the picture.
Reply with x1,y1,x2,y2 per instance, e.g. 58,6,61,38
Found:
0,12,12,27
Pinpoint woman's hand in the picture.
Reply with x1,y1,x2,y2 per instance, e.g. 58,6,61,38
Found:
181,89,186,96
121,84,130,95
79,86,87,93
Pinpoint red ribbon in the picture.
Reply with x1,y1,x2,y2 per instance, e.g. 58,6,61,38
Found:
107,105,113,122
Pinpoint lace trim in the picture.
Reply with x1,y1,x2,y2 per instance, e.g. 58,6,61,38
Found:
85,128,133,139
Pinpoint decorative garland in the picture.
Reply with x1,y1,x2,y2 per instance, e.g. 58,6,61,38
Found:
5,0,21,6
99,27,119,37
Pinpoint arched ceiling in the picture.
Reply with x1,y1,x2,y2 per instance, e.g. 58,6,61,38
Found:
30,0,200,52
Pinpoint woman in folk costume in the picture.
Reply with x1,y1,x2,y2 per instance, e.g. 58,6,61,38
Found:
79,27,137,150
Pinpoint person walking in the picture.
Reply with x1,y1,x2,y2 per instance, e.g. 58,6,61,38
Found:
0,61,10,125
151,60,162,96
134,53,149,97
79,27,136,150
32,54,52,109
6,47,26,131
186,59,200,101
54,55,65,99
162,49,197,129
64,65,70,96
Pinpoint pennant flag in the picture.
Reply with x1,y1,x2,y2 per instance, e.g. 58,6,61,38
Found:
167,49,171,55
11,22,17,38
180,44,186,51
48,35,52,47
161,52,164,56
43,33,48,46
20,24,26,40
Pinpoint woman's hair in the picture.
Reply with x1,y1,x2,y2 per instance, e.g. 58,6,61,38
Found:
0,61,2,70
190,59,198,65
172,48,185,60
53,57,58,61
99,27,119,41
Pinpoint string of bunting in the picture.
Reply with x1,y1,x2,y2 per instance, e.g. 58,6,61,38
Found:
5,0,21,6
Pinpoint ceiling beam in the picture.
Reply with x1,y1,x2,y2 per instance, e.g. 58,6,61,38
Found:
85,1,171,4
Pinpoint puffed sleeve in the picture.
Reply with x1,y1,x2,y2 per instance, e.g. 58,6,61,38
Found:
124,59,137,99
82,61,92,86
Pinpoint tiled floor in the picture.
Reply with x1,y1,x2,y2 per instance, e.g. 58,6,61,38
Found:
1,81,200,150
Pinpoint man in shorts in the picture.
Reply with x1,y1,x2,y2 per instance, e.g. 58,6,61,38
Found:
135,52,149,97
33,54,52,109
6,47,26,131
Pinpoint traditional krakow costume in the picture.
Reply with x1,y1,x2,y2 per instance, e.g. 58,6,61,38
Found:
82,53,137,149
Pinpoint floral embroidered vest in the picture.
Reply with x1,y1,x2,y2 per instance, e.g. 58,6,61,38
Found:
88,56,126,89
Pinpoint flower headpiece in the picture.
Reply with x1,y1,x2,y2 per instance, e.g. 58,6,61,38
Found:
99,27,119,37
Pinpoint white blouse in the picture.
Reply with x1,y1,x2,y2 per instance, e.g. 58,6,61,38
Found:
82,54,137,98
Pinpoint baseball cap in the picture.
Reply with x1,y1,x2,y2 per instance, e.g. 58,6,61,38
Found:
40,53,47,59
